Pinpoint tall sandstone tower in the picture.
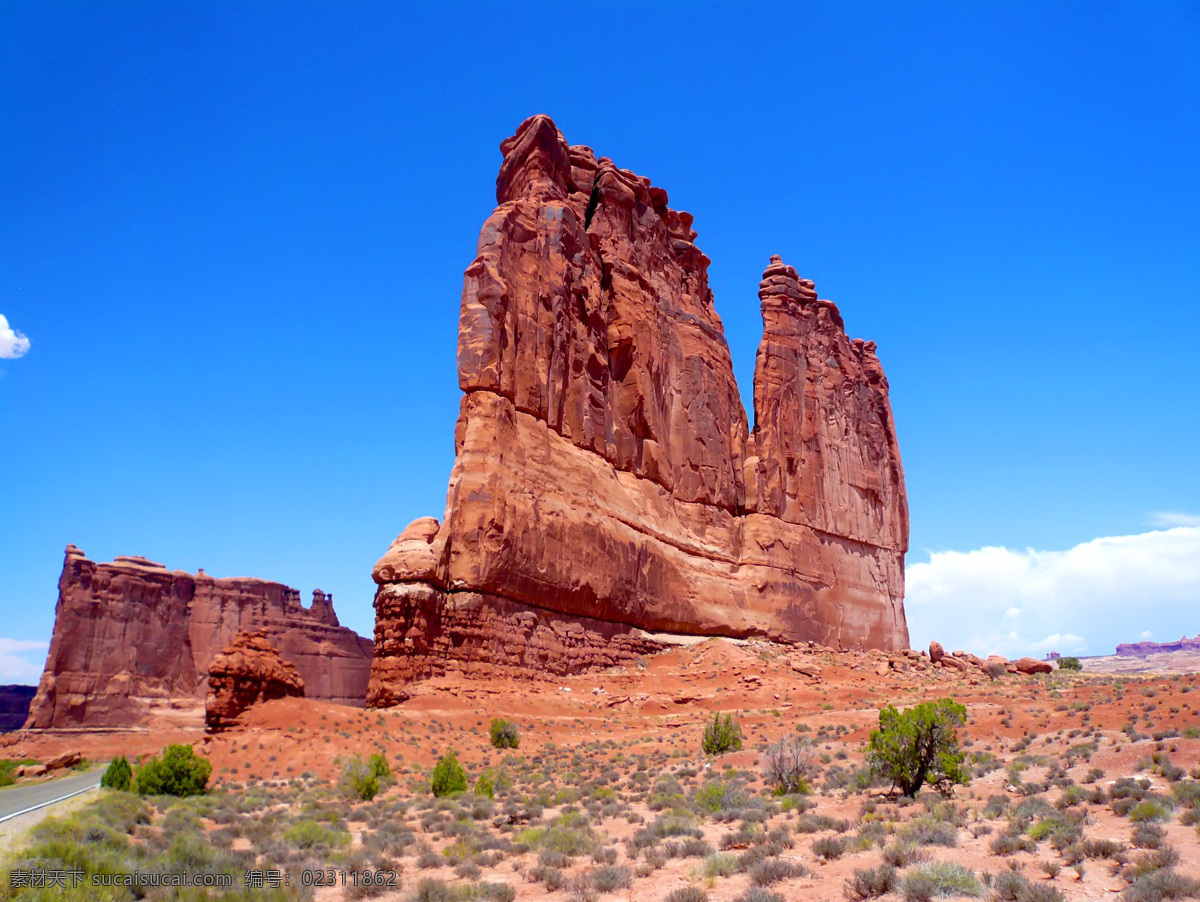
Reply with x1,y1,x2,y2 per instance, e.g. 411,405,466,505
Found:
368,116,908,705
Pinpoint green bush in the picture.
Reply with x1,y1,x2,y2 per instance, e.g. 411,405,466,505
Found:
1057,657,1082,671
489,718,520,749
866,698,968,797
340,755,381,801
133,744,211,797
367,751,391,779
431,748,467,797
100,755,133,791
702,712,743,755
474,772,495,799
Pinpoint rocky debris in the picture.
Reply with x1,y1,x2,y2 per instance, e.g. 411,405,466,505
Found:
16,764,47,778
44,750,81,770
1014,657,1054,675
25,546,373,729
1115,634,1200,656
369,115,910,705
206,631,305,732
791,662,821,679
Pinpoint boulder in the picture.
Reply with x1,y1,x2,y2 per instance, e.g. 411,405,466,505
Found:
45,751,81,770
205,631,305,731
929,641,945,664
368,115,910,705
1015,657,1054,675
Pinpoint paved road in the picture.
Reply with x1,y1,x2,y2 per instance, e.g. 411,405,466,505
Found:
0,771,102,822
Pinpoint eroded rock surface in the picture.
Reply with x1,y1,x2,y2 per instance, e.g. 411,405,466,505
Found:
26,546,372,728
206,631,305,731
370,115,909,704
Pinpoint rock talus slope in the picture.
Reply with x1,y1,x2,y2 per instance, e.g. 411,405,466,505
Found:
369,115,908,705
25,546,372,728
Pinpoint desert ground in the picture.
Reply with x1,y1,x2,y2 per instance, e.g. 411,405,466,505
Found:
2,638,1199,902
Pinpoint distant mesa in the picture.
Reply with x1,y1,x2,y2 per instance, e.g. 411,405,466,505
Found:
1115,634,1200,656
0,685,37,733
24,545,372,730
368,114,910,706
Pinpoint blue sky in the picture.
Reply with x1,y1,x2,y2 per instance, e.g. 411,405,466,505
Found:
2,2,1198,680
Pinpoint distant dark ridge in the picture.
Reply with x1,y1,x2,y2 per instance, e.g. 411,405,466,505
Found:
0,684,37,732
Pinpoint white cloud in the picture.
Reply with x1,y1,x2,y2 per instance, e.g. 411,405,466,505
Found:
0,638,47,683
1149,512,1200,528
0,314,30,359
1140,630,1154,640
906,526,1200,659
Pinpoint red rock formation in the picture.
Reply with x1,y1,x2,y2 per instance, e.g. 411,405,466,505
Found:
1014,657,1054,675
206,631,305,731
1115,634,1200,656
369,115,909,705
25,546,372,729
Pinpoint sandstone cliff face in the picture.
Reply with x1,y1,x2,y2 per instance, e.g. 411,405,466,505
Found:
206,631,305,732
369,115,909,704
25,546,372,729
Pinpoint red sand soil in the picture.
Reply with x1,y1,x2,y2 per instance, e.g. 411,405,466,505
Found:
3,638,1198,901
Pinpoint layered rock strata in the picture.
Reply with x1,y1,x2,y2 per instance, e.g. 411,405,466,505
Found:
369,115,909,704
206,631,305,731
25,546,372,729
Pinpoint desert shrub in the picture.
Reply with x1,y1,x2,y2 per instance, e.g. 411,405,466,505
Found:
762,736,814,795
101,755,133,791
738,890,785,902
901,861,984,900
473,772,495,799
900,816,958,847
367,751,391,779
796,814,850,834
866,698,968,797
1057,657,1082,671
530,865,566,889
882,841,929,867
985,662,1009,680
431,749,467,797
283,818,350,850
750,856,804,885
665,888,709,902
489,718,520,750
694,777,748,815
702,712,743,755
340,756,381,801
1121,869,1200,902
845,864,899,899
991,827,1037,856
1128,798,1173,823
133,744,211,797
1131,823,1165,849
812,835,847,860
591,864,631,891
984,794,1011,818
703,851,740,877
